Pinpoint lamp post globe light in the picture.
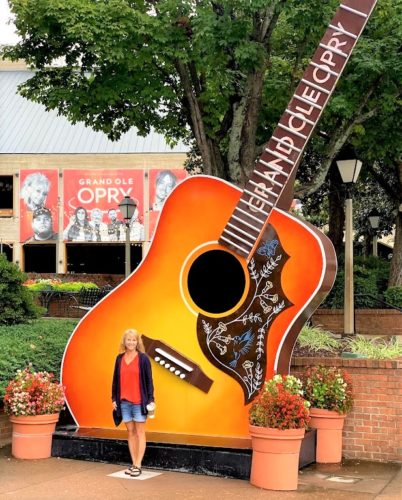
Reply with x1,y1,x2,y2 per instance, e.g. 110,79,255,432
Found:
368,209,380,257
336,158,362,336
118,196,136,278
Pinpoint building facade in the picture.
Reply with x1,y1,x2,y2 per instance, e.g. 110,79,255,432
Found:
0,61,188,275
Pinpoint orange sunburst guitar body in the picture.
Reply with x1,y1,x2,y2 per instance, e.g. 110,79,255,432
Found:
62,0,377,441
62,175,334,438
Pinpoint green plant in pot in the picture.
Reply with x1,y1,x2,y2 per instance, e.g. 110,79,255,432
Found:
301,365,353,464
248,375,310,491
3,364,65,459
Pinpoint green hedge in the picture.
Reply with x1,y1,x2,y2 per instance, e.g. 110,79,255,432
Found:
384,287,402,308
25,280,99,292
322,256,392,309
0,318,78,401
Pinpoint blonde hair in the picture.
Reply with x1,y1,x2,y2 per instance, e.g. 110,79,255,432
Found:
119,329,145,354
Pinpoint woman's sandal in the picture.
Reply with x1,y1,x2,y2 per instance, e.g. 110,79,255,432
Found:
124,465,136,475
130,466,142,477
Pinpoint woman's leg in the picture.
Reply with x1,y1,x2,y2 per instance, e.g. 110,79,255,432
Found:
124,421,138,466
133,421,146,468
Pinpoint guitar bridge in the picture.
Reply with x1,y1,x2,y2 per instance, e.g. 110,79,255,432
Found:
142,335,214,394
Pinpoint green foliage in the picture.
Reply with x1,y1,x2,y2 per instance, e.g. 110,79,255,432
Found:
0,318,78,400
346,335,402,360
383,287,402,308
297,325,340,353
302,366,353,414
0,254,43,325
25,279,99,292
249,375,310,430
322,256,391,309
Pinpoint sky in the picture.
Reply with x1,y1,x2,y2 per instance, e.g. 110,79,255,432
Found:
0,0,19,45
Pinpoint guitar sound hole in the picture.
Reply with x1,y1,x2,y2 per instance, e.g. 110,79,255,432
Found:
187,250,246,314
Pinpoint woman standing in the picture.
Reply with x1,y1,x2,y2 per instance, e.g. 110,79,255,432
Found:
112,329,154,477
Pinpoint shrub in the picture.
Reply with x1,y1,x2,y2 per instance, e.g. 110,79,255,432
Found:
297,325,340,353
0,318,78,401
24,279,99,292
346,335,402,360
322,256,390,309
302,366,353,414
3,365,65,416
0,254,43,325
249,375,310,430
383,287,402,308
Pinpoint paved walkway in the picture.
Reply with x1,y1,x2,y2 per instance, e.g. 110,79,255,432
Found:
0,442,401,499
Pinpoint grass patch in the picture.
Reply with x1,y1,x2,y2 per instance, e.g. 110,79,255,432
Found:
346,335,402,360
296,325,340,353
0,318,78,400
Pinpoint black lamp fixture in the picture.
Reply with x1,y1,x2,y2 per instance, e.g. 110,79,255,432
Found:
118,196,136,225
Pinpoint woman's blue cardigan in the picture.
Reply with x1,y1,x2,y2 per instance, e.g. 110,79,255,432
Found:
112,352,154,417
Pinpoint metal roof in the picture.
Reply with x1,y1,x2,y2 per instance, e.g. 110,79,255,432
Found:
0,71,189,154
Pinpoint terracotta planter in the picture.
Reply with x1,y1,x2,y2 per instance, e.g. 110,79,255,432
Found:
249,425,305,490
309,408,346,463
10,413,59,459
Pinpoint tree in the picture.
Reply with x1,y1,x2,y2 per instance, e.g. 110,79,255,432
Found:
3,0,401,283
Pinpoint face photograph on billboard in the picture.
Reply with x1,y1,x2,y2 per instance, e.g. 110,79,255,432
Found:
148,169,188,239
63,169,144,243
19,169,59,243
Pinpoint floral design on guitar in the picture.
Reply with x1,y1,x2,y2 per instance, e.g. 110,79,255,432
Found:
197,225,292,403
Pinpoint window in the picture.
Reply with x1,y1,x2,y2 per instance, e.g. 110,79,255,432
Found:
0,176,13,215
66,244,142,274
24,244,56,273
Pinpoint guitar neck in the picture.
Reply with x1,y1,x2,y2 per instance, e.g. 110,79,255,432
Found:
219,0,377,260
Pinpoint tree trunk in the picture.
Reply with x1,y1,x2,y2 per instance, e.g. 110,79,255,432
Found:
327,164,345,254
388,210,402,287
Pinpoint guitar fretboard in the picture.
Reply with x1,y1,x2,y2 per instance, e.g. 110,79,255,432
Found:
219,0,377,260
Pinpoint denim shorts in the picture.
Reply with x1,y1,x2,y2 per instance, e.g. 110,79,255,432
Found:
120,400,146,423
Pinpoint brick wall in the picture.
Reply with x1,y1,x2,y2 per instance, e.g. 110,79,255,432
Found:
291,357,402,463
0,409,11,443
312,309,402,336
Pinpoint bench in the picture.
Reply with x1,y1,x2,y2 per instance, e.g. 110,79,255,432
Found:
70,286,112,312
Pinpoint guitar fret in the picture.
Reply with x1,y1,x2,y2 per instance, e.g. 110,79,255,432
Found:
265,147,295,165
301,78,331,95
340,3,368,18
329,23,358,39
235,206,265,225
240,198,269,216
227,222,256,240
252,172,283,189
249,180,280,200
244,189,274,207
310,61,339,77
231,214,260,233
222,228,253,247
259,158,290,176
285,109,315,127
318,43,348,58
271,136,302,152
278,123,307,140
219,236,249,256
293,94,322,110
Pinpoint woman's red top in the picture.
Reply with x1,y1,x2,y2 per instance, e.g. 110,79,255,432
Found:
120,354,141,404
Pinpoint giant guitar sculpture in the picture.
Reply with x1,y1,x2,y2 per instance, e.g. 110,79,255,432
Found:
62,0,377,439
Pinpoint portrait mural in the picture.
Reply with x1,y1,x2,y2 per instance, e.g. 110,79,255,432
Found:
62,169,144,242
20,169,59,243
148,169,188,239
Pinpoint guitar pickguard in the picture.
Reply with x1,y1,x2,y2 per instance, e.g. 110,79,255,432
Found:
197,224,292,404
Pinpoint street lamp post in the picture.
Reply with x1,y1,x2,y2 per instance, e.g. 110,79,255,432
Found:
118,196,137,278
368,209,380,257
336,158,362,336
